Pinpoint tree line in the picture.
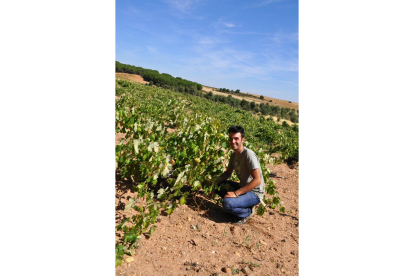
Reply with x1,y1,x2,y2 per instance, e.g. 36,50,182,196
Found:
116,61,203,91
204,92,298,123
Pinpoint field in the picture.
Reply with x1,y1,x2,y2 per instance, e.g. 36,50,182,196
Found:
201,86,298,111
116,73,298,126
115,78,299,275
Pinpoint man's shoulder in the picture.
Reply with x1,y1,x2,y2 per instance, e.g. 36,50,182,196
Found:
242,147,259,159
243,147,257,155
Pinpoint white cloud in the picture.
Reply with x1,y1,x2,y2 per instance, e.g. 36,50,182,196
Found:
272,31,298,44
162,0,202,13
186,35,297,79
147,46,159,54
255,0,282,7
216,18,241,29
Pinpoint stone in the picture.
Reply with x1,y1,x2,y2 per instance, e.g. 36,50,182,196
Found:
222,267,231,273
241,266,251,274
125,257,134,263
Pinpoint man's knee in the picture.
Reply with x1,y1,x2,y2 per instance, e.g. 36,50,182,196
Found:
222,198,234,210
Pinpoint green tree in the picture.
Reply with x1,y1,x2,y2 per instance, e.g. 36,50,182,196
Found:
250,101,256,110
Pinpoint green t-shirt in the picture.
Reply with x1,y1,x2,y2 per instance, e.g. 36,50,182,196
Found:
228,147,265,199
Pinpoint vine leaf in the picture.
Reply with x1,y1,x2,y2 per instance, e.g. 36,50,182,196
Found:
125,198,136,211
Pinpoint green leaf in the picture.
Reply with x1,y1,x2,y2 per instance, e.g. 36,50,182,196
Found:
115,259,123,267
125,198,136,211
149,225,157,237
124,233,138,243
134,139,141,153
179,196,186,205
157,188,165,198
161,165,170,177
116,218,130,230
116,244,124,252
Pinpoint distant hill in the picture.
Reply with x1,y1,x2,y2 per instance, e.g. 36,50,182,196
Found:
201,85,298,111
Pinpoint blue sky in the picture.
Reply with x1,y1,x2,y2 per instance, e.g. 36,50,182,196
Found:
116,0,298,102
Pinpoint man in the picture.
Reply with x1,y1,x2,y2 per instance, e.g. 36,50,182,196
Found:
214,125,265,225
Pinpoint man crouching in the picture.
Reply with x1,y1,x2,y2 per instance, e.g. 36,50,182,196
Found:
214,125,265,225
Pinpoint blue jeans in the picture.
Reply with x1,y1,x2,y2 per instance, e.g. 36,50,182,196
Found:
217,180,260,218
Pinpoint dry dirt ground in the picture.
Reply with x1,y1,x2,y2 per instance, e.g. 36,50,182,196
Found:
116,137,298,276
116,73,149,85
115,163,298,276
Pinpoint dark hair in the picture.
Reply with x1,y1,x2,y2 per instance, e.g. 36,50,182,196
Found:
228,125,245,138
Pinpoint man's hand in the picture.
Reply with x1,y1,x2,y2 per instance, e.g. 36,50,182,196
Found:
224,191,238,199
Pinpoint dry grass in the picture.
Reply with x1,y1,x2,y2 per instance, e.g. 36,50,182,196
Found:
116,73,149,85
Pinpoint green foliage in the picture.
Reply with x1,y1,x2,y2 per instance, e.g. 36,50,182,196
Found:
116,61,300,123
116,61,202,92
115,79,296,266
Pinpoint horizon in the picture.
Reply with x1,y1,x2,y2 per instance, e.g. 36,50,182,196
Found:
116,0,298,103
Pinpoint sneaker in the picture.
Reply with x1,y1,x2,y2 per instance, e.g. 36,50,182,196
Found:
233,206,255,225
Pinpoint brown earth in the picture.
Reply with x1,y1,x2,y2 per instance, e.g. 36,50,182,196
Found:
115,164,298,276
116,133,298,276
116,73,149,85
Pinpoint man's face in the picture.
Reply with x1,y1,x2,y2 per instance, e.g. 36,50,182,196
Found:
229,132,244,152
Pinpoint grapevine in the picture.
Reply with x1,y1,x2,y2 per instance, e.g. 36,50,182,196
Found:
115,79,296,266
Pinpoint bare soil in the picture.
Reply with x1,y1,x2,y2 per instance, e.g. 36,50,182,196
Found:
116,73,149,85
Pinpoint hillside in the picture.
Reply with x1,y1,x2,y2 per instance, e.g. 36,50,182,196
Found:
116,72,298,126
202,86,298,111
115,78,299,276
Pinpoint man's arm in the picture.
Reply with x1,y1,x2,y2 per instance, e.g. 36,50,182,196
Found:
224,168,261,198
216,166,233,185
